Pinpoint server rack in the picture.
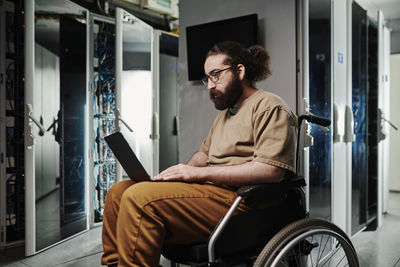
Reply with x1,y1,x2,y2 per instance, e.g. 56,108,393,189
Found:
0,0,25,249
90,14,117,224
24,0,90,255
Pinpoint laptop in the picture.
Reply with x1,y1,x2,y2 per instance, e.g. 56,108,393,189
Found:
104,131,151,182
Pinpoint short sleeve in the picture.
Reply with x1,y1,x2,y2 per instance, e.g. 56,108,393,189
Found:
252,106,297,172
199,126,213,156
199,113,222,156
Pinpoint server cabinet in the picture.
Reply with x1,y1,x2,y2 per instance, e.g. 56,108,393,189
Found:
89,10,179,226
24,0,90,256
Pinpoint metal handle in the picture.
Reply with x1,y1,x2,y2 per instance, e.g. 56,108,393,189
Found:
25,104,35,149
29,114,46,135
333,104,342,143
381,116,398,131
119,117,133,132
115,108,133,132
25,104,46,149
301,99,313,150
173,116,178,135
344,105,356,143
153,112,159,140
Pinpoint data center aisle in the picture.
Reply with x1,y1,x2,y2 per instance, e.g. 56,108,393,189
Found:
1,192,400,266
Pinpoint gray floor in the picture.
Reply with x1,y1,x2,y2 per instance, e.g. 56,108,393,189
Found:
352,191,400,267
1,192,400,267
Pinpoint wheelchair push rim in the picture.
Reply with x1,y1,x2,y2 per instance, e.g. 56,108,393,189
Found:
253,218,359,267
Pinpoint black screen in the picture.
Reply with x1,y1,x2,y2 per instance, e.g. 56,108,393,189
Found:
186,14,258,81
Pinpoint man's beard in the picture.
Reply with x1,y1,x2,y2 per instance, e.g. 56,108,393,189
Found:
209,76,243,110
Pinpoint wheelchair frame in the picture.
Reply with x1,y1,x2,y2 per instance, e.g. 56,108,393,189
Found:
163,114,359,267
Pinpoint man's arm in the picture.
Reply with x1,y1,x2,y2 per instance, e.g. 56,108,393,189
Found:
186,151,208,167
153,161,286,187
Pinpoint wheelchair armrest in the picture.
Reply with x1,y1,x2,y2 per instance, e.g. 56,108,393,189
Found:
236,175,306,205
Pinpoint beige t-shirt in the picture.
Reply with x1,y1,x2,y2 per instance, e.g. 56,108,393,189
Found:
199,89,297,173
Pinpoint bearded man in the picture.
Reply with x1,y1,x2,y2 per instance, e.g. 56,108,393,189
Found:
101,41,298,267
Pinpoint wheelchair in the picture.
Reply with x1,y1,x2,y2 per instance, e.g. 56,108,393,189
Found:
161,114,359,267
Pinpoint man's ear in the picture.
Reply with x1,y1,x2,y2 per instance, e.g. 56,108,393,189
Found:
236,64,246,81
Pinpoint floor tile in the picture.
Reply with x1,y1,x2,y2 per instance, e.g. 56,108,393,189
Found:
21,227,102,267
52,251,103,267
352,193,400,267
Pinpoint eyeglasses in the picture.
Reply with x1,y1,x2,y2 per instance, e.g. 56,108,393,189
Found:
202,67,233,87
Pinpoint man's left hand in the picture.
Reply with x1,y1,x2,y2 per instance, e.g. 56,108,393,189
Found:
154,164,206,182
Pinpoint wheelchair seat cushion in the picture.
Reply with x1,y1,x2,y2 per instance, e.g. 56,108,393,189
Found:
162,196,306,264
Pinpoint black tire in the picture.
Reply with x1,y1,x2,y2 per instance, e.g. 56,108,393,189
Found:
253,218,359,267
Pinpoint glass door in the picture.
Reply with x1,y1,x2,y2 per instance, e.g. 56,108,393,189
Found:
158,32,179,172
367,20,378,228
351,1,368,235
308,0,332,221
25,0,89,255
115,8,156,178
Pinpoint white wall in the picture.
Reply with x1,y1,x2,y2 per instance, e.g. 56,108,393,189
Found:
391,31,400,54
389,54,400,191
178,0,297,162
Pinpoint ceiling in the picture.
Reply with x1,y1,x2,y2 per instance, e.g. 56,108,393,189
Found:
356,0,400,31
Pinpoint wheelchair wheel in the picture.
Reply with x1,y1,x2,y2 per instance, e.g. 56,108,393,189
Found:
253,218,359,267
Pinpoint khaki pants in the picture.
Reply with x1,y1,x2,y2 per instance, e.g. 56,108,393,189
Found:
101,180,250,267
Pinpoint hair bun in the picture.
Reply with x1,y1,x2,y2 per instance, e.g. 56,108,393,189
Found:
207,41,272,86
248,45,271,82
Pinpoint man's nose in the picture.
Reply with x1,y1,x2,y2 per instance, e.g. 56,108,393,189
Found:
207,79,216,90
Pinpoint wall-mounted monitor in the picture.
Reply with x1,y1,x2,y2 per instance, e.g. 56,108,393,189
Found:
186,14,258,81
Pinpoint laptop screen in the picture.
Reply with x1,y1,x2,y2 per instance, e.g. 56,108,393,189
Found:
104,131,151,182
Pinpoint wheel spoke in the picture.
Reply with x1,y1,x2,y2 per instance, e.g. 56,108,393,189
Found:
254,219,358,267
317,234,324,260
278,256,289,267
320,242,345,267
320,251,332,267
292,246,299,267
296,245,301,267
310,240,315,267
317,234,331,265
336,253,346,266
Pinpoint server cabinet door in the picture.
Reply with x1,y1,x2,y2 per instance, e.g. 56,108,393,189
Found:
351,1,368,235
307,0,333,223
158,32,179,172
25,0,89,256
115,8,156,179
377,10,389,229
